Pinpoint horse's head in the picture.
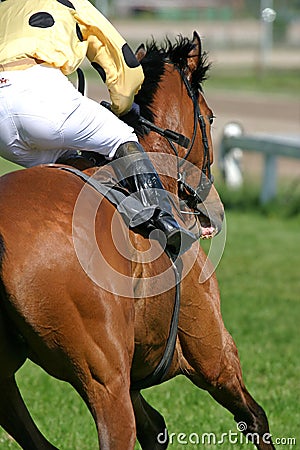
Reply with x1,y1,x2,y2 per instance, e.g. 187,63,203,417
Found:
134,32,224,238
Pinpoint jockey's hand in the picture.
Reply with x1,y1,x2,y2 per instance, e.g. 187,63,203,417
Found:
119,102,140,128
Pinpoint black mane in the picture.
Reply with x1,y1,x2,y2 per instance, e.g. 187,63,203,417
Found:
134,35,210,136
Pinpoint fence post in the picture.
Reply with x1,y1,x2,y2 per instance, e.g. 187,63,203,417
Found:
260,154,277,203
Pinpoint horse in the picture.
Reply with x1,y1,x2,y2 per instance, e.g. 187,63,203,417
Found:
0,32,275,449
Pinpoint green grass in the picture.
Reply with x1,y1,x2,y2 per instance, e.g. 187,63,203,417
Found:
0,158,22,176
215,179,300,218
0,210,299,449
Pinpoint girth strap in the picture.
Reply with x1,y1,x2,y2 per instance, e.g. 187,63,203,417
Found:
131,258,182,391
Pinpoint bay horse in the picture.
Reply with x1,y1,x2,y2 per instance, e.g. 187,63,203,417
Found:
0,32,275,449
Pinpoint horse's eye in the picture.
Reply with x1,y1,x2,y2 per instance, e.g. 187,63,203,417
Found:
209,115,215,125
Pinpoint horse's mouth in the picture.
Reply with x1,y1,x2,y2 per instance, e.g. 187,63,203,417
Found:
198,213,218,239
181,183,224,240
196,187,224,240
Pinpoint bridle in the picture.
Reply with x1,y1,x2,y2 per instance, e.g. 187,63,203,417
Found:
163,63,214,209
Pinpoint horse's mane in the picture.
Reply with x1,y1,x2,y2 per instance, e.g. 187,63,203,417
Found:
134,35,210,137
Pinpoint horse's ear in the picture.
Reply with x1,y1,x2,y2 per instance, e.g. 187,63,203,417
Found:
186,31,202,80
135,43,146,62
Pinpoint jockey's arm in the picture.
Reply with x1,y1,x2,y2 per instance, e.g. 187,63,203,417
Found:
72,0,144,116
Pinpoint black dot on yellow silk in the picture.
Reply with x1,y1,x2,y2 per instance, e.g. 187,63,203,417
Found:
56,0,75,9
29,12,55,28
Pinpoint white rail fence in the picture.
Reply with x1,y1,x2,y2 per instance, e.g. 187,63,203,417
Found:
219,123,300,203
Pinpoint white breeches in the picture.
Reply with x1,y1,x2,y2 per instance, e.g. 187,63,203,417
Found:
0,65,138,168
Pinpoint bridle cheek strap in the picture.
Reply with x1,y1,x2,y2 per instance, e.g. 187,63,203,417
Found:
165,66,214,206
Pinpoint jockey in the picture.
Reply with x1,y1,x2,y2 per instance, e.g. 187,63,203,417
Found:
0,0,196,258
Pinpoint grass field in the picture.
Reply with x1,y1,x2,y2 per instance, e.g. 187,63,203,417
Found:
0,206,299,449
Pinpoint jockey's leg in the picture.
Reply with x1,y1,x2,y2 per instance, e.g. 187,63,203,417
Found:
113,141,197,259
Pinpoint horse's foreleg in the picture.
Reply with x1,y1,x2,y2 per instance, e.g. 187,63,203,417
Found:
131,390,168,450
183,330,275,450
206,333,275,450
39,294,137,450
0,375,59,450
78,375,136,450
72,309,136,449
